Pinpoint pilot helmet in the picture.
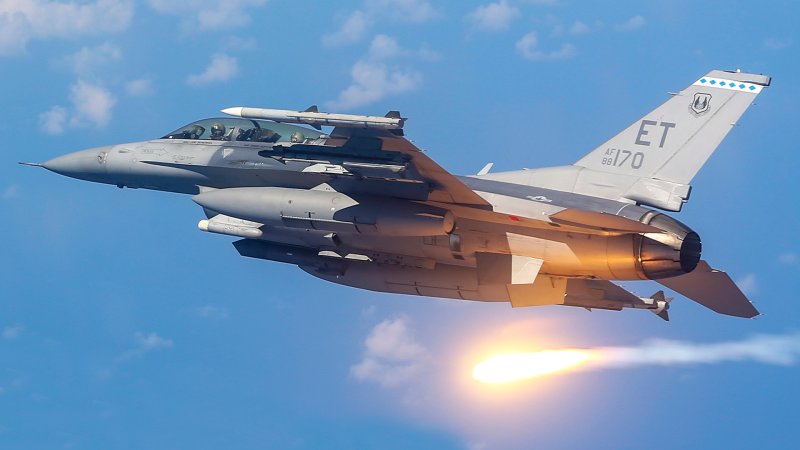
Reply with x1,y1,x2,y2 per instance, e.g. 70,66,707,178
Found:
210,122,226,137
290,131,305,143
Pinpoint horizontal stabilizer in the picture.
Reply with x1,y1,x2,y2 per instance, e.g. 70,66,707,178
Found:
657,260,759,318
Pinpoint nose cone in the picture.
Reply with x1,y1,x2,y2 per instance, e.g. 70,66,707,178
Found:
43,146,112,183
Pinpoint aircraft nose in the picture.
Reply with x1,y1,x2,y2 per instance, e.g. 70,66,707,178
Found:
43,146,112,181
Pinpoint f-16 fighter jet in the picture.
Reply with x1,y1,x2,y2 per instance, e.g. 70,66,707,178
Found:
24,69,770,320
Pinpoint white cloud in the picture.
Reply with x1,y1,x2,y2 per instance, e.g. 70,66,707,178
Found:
736,273,758,295
39,81,116,134
614,15,646,32
550,18,602,37
117,331,173,361
136,331,173,350
369,34,403,60
2,185,18,200
0,0,133,56
763,37,791,50
322,10,371,47
0,12,28,55
322,0,439,46
377,0,439,23
39,105,68,135
568,20,590,35
361,305,377,318
350,317,429,387
194,305,229,319
2,324,24,340
417,44,441,61
69,80,116,127
124,78,154,97
148,0,267,32
187,53,239,86
224,36,258,51
515,31,576,61
466,0,520,32
368,34,439,61
326,60,421,110
327,34,427,110
59,42,121,75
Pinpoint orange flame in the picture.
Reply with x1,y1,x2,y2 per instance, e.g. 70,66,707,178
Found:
472,350,592,384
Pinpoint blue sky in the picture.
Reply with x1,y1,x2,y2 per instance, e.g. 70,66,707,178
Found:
1,1,799,449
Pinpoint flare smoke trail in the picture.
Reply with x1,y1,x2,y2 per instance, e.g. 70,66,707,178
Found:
594,332,800,369
472,333,800,384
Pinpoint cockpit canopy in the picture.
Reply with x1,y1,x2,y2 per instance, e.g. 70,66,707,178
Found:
162,118,323,144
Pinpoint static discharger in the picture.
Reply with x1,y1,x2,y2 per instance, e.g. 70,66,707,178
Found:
221,105,405,130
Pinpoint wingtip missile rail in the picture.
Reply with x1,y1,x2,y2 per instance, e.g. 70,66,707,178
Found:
221,106,405,130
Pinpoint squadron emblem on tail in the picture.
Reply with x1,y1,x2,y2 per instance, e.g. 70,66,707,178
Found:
690,92,712,116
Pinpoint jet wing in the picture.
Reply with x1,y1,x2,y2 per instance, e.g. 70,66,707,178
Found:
328,127,491,207
657,260,759,318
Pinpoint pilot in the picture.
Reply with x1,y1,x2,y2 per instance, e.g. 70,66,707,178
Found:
210,122,227,140
189,125,205,139
290,131,305,143
252,128,280,142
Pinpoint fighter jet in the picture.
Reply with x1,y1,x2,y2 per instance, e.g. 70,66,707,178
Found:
23,69,770,320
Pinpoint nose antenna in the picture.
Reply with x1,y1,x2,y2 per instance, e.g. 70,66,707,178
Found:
19,162,44,167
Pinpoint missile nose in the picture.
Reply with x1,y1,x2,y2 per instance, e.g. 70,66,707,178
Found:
220,107,244,117
42,146,112,182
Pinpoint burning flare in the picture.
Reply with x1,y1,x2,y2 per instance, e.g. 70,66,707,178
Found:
473,350,592,384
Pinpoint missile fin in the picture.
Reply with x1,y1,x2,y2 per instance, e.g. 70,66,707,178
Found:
648,290,671,321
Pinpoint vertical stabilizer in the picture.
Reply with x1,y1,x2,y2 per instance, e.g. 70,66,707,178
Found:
572,70,770,208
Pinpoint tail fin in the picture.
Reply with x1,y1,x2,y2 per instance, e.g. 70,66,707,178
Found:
574,69,770,209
